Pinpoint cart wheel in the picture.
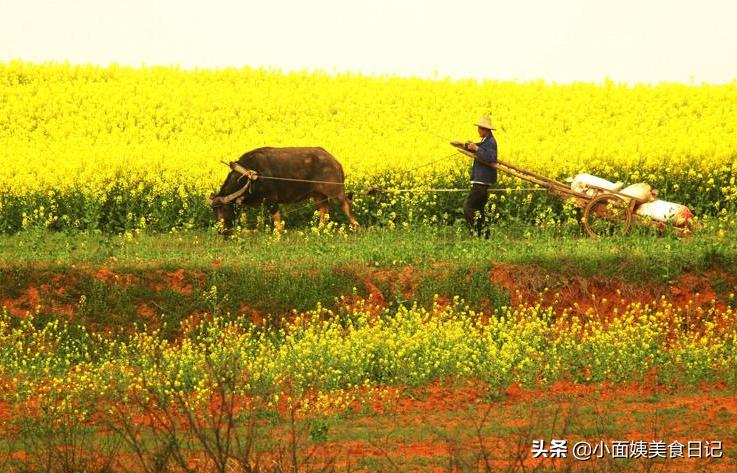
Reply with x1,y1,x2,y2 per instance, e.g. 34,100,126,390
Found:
582,194,633,238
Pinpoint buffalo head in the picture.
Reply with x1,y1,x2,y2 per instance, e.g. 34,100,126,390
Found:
208,193,235,235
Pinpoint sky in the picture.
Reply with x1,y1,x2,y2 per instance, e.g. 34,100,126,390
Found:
1,0,736,84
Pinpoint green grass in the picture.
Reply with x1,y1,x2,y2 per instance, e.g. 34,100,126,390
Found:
2,224,735,275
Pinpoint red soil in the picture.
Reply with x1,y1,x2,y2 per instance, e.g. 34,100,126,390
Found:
215,379,735,472
2,374,733,472
315,381,737,472
91,266,138,287
150,268,205,296
2,286,41,317
3,263,735,323
490,262,735,314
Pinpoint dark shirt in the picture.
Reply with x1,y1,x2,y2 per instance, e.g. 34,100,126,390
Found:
469,133,497,184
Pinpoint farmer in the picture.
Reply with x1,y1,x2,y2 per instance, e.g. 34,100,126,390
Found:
451,115,498,238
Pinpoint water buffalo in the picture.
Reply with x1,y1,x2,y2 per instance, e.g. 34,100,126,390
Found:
208,147,359,233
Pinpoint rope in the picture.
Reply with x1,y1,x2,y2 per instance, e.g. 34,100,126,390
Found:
278,186,547,220
368,187,546,193
403,151,460,172
253,151,460,185
256,175,344,185
216,149,549,208
278,187,547,219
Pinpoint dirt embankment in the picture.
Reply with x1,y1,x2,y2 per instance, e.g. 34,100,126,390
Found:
1,262,735,326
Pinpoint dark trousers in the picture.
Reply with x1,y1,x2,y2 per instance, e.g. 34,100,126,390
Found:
463,183,490,237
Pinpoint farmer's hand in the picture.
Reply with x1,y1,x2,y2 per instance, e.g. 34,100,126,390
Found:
466,143,479,152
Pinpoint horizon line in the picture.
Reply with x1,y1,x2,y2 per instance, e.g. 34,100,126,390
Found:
3,59,737,88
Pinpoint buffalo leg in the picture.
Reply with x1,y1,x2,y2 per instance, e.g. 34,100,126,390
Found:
270,206,284,233
313,195,330,226
339,196,360,229
318,204,330,226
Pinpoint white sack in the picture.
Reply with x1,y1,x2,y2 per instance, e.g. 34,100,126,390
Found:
635,200,693,226
570,174,623,197
620,183,658,204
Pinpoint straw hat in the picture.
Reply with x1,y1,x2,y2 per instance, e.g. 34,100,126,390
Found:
474,115,496,131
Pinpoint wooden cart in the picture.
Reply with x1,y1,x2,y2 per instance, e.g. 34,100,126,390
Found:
454,146,688,237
